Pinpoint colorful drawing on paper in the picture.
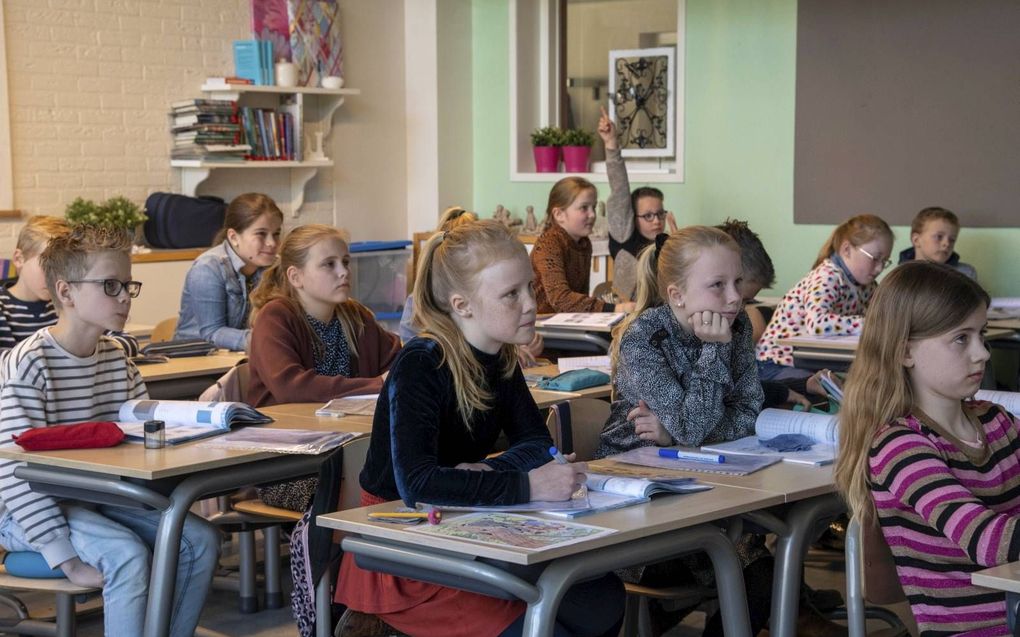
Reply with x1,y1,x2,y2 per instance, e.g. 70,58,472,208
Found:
408,512,615,551
251,0,291,61
288,0,344,87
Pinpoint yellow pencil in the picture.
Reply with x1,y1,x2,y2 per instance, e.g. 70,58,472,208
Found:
368,509,442,524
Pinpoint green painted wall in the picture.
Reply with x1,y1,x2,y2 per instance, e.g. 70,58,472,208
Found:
471,0,1019,296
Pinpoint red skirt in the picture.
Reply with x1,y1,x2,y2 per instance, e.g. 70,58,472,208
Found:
335,491,525,637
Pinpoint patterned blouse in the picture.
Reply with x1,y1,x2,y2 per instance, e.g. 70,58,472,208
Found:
307,314,351,377
755,258,875,367
531,222,612,313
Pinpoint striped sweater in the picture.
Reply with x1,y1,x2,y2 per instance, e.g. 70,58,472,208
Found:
869,402,1020,637
0,283,140,356
0,328,147,568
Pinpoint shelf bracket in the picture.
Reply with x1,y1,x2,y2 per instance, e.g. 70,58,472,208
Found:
289,167,318,218
320,96,346,140
179,168,212,197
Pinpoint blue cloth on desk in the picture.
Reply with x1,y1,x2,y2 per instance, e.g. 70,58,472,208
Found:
759,433,815,452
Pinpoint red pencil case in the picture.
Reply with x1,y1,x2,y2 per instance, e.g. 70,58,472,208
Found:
13,422,125,451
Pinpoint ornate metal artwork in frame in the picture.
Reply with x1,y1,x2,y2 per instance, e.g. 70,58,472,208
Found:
608,47,675,158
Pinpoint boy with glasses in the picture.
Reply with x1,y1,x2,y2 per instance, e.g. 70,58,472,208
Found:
598,107,678,301
0,216,138,355
0,225,220,637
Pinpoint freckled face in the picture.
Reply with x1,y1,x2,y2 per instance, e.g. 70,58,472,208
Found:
460,254,537,354
553,188,597,242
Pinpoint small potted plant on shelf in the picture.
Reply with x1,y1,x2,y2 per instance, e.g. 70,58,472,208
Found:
531,126,564,173
65,196,148,243
561,128,596,173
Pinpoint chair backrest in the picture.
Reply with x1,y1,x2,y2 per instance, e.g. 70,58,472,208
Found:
198,361,250,403
746,304,768,345
845,513,908,637
339,436,371,510
546,398,611,462
151,317,178,343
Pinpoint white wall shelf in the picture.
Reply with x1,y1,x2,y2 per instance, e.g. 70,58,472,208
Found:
173,85,357,217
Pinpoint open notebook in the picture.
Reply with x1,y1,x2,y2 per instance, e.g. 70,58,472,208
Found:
700,408,838,466
116,399,272,445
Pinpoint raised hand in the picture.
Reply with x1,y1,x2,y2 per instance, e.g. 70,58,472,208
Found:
597,106,618,150
688,310,732,344
628,399,672,446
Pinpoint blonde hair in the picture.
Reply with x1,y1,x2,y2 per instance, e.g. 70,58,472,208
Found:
813,214,894,268
18,216,70,258
611,226,739,371
437,206,478,231
40,224,133,309
834,261,990,525
250,224,364,359
412,219,523,428
543,176,597,228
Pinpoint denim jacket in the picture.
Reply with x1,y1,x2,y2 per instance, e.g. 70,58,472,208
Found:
175,242,263,351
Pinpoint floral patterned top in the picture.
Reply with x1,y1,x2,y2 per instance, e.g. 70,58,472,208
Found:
307,314,351,377
755,258,875,366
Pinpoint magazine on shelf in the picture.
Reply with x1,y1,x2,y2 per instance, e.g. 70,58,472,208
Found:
116,399,273,445
608,446,780,476
315,394,378,418
700,408,839,466
538,313,626,329
974,390,1020,418
196,429,361,455
546,472,712,518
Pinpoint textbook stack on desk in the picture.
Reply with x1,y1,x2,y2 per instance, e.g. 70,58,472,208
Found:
700,408,838,466
538,312,626,330
975,389,1020,417
989,298,1020,320
116,399,272,445
197,428,360,454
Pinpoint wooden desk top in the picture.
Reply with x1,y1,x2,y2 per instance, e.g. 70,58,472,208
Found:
0,411,370,481
588,457,836,503
528,363,612,400
973,562,1020,594
989,319,1020,331
137,352,246,382
317,484,784,566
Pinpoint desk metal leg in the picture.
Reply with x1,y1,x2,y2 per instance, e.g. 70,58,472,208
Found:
743,494,845,637
143,454,324,637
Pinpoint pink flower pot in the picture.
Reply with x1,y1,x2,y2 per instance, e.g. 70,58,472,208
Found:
562,145,591,173
533,146,561,173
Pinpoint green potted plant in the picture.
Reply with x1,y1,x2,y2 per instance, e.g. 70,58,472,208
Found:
561,128,596,173
530,126,564,173
65,196,147,233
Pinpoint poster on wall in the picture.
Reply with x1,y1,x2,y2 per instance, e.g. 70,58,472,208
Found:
251,0,344,87
608,47,675,158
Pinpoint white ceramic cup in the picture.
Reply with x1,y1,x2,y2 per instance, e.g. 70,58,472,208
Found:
275,62,298,88
321,75,344,90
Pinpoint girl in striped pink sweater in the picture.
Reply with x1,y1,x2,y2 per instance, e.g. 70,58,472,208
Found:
835,261,1018,637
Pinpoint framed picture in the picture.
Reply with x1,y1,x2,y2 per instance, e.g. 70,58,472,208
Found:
608,47,675,158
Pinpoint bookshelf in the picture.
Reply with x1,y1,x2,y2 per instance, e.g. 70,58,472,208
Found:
171,84,360,217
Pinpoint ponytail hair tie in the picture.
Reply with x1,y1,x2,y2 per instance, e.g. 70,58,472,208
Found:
653,233,669,259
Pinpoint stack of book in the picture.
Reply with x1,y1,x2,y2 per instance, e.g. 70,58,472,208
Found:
238,104,300,161
170,98,249,162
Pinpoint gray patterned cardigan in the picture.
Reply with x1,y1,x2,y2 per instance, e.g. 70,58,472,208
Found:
597,304,764,457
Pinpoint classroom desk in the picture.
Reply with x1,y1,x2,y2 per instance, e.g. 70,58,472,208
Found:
0,412,367,637
527,363,612,401
972,562,1020,631
318,484,785,637
136,351,246,399
589,457,843,637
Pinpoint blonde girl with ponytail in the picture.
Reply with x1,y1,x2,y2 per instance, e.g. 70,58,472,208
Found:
756,213,893,379
245,224,401,407
335,219,625,637
833,261,1020,636
598,227,772,637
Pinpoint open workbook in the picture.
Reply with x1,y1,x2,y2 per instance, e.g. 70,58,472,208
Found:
116,399,273,445
700,408,839,466
545,473,712,518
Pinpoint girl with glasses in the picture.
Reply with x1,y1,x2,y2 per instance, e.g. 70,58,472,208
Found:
755,214,893,380
598,107,677,301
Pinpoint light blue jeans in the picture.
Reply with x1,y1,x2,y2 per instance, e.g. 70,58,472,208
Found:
0,504,220,637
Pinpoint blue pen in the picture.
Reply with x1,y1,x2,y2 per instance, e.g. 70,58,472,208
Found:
658,449,726,464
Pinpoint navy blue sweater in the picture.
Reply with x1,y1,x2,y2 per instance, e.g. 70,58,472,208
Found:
359,337,554,507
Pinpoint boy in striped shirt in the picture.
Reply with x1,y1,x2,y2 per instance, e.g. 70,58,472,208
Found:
1,215,139,356
0,225,219,637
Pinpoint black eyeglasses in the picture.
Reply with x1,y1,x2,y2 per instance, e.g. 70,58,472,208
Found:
67,279,143,298
636,211,667,222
